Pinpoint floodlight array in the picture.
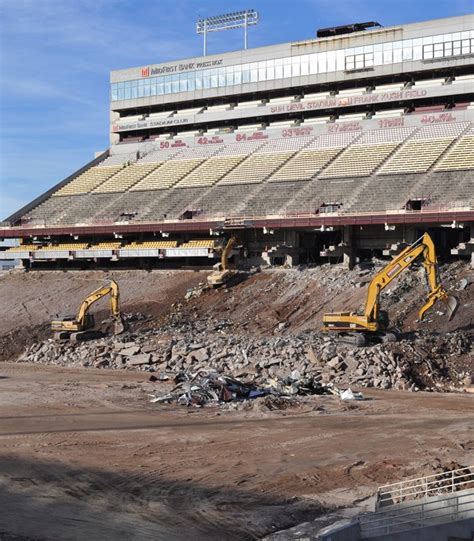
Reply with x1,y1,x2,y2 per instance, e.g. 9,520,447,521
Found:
196,10,259,34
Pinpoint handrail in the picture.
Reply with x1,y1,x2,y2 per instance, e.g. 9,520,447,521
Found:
377,466,474,506
379,466,474,490
360,492,474,537
5,205,474,232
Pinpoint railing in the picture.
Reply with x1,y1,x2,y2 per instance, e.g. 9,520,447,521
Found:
377,466,474,507
360,491,474,538
5,204,474,231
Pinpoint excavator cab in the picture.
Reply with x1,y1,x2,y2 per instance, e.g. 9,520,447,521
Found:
51,280,126,340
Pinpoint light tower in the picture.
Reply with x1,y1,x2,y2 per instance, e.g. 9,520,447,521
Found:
196,9,259,56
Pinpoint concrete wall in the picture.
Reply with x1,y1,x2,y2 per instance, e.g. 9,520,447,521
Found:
368,517,474,541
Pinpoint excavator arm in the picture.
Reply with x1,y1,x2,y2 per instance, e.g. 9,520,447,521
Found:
207,236,239,286
323,233,458,336
76,280,121,327
364,233,457,322
220,236,238,271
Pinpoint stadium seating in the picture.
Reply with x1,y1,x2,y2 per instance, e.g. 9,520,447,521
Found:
137,186,210,221
434,135,474,171
345,174,420,213
131,159,205,190
374,82,405,92
147,111,175,120
22,195,83,225
122,240,178,249
234,99,265,109
54,166,122,196
378,123,470,175
217,152,295,185
270,132,360,181
6,244,39,252
173,106,204,116
38,243,89,251
203,103,232,113
270,148,341,181
98,153,137,167
373,109,405,118
320,127,415,178
239,181,309,216
93,163,161,193
14,120,474,228
175,155,246,187
132,145,222,190
179,239,216,249
378,139,454,174
217,137,314,185
89,242,122,250
319,143,399,178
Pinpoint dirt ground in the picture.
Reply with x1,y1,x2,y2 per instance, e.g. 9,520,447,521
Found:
0,266,472,540
0,361,472,540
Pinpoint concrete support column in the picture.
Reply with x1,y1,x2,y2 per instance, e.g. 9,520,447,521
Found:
110,110,121,145
285,253,299,267
405,227,418,244
342,226,355,270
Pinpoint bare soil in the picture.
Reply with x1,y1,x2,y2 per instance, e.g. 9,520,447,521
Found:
0,362,472,540
0,265,472,539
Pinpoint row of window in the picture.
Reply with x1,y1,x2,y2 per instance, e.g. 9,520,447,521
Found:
345,38,474,69
111,30,474,101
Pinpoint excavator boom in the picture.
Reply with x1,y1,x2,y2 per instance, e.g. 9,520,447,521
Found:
323,233,458,339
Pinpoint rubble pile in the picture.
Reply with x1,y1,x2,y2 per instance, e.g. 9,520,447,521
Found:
16,323,472,393
148,369,363,407
13,261,473,401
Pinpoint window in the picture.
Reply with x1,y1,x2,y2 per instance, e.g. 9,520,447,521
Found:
423,44,433,59
110,28,474,101
423,39,472,60
345,52,373,70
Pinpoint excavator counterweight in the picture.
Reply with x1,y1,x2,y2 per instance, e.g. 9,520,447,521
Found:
322,233,458,343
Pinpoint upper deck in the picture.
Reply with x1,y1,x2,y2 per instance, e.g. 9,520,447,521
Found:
110,14,474,111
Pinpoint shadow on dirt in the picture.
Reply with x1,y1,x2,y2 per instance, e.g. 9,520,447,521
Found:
0,454,323,541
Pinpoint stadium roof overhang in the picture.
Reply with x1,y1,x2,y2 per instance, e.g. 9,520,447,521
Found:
1,210,473,239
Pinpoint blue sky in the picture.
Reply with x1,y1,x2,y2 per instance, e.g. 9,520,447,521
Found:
0,0,472,219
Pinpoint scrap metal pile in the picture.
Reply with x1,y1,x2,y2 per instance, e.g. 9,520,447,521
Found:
149,369,363,407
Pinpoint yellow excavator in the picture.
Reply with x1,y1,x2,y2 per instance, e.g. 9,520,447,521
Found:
207,236,239,287
322,233,458,345
51,279,126,341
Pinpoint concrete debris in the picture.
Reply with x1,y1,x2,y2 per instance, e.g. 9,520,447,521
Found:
339,388,364,401
458,278,470,291
11,261,472,398
15,324,472,393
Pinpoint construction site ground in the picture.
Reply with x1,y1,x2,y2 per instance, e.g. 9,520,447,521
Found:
0,266,473,540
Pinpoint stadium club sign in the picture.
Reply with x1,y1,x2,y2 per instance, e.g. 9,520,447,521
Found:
112,86,462,133
140,58,224,77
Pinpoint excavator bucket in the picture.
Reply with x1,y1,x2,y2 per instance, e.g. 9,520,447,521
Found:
444,294,459,321
114,316,127,335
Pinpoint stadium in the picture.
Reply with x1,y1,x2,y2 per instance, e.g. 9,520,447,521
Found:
1,7,474,539
1,13,473,269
